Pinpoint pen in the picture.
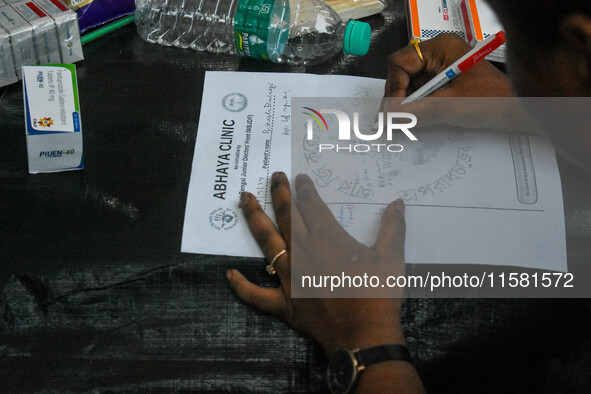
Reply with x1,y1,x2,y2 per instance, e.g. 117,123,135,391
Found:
401,31,506,104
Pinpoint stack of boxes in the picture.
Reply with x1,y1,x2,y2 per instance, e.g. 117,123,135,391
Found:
0,0,83,87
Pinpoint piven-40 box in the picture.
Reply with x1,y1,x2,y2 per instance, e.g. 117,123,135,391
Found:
22,64,83,173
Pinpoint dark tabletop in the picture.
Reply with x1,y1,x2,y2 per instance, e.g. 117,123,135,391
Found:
1,1,591,392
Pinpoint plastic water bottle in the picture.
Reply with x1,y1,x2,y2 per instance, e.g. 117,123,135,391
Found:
134,0,372,65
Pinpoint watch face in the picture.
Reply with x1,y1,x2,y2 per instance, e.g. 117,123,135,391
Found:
327,349,357,394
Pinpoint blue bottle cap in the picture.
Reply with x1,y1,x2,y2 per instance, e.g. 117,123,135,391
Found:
343,20,371,56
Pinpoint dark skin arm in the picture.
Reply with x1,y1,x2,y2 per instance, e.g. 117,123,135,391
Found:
227,172,425,393
226,35,522,393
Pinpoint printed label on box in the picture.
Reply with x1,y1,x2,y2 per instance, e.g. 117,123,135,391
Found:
31,0,68,14
22,64,83,173
407,0,465,40
407,0,505,62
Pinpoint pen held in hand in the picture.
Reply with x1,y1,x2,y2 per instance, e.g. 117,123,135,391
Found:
401,31,506,104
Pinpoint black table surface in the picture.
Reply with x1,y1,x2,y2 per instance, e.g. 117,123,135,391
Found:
1,1,591,392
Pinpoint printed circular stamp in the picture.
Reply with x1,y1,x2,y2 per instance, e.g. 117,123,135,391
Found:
222,93,248,112
209,207,239,230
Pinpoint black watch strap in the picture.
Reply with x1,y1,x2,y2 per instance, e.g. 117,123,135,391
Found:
356,344,413,368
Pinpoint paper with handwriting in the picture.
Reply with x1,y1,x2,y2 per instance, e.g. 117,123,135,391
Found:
181,71,566,271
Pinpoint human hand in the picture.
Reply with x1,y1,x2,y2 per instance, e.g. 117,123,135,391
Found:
382,34,533,133
226,172,407,354
385,33,513,99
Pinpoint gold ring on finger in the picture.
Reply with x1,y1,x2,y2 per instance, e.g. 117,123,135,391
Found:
410,38,425,67
266,249,287,275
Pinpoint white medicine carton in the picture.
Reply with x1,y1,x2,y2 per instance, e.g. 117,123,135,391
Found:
406,0,464,40
0,24,18,85
22,64,84,173
0,5,37,78
10,0,62,64
406,0,505,63
31,0,83,64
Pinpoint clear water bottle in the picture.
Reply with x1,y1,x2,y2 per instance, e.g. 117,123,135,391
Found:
134,0,372,65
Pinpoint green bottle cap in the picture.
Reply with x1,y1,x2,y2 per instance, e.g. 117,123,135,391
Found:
343,20,371,56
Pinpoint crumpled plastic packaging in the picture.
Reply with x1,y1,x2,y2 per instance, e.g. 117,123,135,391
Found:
63,0,134,32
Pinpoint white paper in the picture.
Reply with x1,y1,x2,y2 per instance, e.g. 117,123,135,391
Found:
182,71,567,272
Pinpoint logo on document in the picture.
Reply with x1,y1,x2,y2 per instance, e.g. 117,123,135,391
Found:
209,207,239,230
222,93,248,112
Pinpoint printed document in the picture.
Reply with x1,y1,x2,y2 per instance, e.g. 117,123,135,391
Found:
181,71,567,271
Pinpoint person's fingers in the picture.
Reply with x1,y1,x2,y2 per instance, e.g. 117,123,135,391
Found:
373,199,406,256
226,269,287,318
420,33,473,68
240,192,289,275
385,33,475,100
270,172,306,246
386,45,426,97
295,174,343,234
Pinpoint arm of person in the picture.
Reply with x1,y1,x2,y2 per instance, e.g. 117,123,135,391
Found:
226,172,425,393
383,33,535,133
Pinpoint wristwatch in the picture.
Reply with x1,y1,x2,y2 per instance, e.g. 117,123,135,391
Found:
326,344,413,394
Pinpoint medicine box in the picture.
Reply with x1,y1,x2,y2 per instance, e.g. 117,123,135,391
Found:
406,0,505,63
0,5,36,78
0,20,18,85
22,64,84,173
0,0,82,88
459,0,505,62
10,0,62,64
33,0,83,64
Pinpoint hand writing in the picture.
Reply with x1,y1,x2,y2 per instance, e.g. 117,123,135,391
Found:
381,33,532,133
